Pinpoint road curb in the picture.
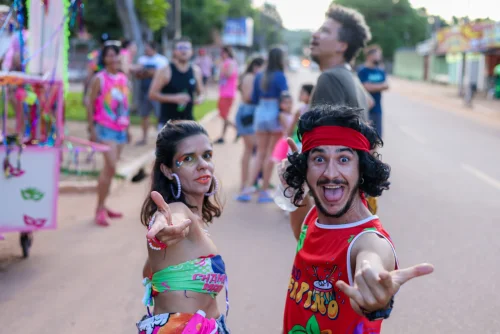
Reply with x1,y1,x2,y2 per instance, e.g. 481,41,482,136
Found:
59,110,218,194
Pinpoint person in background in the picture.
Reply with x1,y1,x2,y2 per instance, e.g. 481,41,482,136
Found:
236,47,288,203
83,34,118,107
119,39,137,77
214,46,238,144
357,45,389,138
235,56,265,192
287,4,377,236
290,83,314,150
309,5,372,115
149,37,204,129
271,91,295,165
86,44,131,227
131,40,168,146
195,48,213,87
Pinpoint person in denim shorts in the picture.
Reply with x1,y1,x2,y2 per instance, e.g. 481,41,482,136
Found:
235,56,264,191
87,44,130,227
236,47,288,203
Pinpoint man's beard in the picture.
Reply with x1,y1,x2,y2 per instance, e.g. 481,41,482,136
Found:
311,54,320,65
308,180,360,219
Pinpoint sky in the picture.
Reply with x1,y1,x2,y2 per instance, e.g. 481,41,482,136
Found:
252,0,499,31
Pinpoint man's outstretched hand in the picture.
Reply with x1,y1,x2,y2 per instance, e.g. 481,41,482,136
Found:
336,261,434,315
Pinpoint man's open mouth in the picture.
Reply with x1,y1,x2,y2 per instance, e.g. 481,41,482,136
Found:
323,185,344,203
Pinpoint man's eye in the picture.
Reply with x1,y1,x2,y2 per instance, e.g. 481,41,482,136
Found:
314,156,325,163
340,157,350,163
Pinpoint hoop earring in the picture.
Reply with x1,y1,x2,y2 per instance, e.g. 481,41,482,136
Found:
170,173,182,199
205,176,219,197
360,177,365,185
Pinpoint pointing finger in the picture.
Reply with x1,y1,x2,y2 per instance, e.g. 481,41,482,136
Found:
287,137,299,154
151,191,170,214
151,191,172,224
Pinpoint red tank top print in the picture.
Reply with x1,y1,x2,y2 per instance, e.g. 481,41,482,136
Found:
283,207,397,334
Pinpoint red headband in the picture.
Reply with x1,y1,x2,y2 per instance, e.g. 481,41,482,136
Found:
301,126,370,153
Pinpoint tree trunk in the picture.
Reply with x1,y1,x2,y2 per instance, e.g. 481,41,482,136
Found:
141,21,153,42
115,0,143,113
115,0,144,56
161,27,169,57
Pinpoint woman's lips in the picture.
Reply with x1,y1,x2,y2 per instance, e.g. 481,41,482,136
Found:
195,175,211,184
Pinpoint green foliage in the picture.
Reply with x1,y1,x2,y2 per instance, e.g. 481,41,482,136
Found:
135,0,170,32
252,3,284,50
333,0,429,60
82,0,121,39
62,91,216,124
227,0,253,18
82,0,169,38
181,0,228,45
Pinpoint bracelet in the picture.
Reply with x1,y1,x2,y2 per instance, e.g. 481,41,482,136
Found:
362,296,394,322
147,213,167,251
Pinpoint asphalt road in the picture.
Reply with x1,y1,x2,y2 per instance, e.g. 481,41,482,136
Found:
1,69,499,333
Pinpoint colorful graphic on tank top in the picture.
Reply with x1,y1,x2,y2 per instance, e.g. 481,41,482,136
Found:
93,71,130,131
283,207,397,334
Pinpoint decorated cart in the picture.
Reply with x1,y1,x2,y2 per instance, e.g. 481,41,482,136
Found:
0,0,94,257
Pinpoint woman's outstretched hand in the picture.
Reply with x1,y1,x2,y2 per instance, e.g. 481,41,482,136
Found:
146,191,192,247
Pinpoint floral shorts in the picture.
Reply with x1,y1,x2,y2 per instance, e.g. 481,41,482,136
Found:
137,310,230,334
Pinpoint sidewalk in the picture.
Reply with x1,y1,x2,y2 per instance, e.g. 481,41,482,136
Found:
390,76,500,128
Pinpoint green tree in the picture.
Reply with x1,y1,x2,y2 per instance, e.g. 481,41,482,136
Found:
83,0,122,39
333,0,429,60
253,3,284,50
227,0,253,17
180,0,228,45
135,0,170,33
82,0,169,41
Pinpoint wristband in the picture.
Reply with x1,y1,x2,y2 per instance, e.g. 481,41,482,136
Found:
147,214,167,251
362,296,394,321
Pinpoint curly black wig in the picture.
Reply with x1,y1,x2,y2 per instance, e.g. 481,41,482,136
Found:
283,104,390,206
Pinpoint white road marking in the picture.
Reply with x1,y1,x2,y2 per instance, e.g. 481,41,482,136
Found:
399,125,427,144
461,164,500,191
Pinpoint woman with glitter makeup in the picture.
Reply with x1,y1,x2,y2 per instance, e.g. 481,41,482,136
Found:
137,120,230,333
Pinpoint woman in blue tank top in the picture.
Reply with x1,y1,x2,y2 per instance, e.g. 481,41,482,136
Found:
236,47,289,203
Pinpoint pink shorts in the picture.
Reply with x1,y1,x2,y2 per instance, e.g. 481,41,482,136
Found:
271,137,289,163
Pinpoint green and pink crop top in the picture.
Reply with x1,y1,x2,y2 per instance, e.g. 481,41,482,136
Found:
142,254,229,314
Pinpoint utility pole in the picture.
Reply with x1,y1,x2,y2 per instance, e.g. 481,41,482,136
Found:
174,0,181,38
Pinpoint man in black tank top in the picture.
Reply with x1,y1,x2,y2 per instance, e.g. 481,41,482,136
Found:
149,37,204,129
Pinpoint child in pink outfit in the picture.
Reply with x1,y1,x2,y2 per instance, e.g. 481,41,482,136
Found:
271,92,295,163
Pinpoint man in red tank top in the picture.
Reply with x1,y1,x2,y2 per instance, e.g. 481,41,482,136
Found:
280,104,434,333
